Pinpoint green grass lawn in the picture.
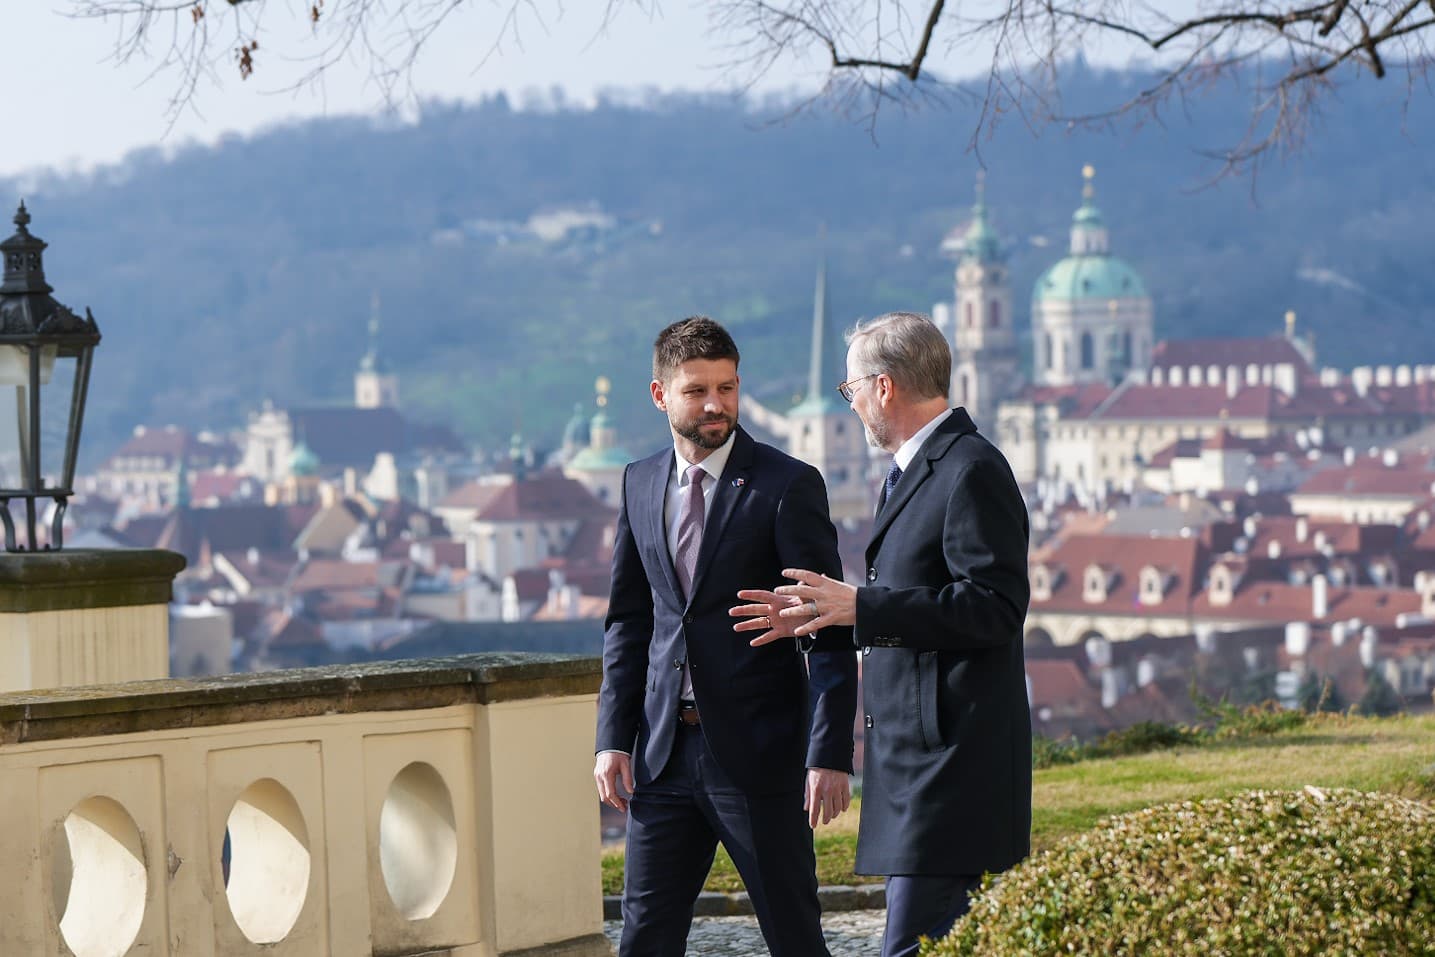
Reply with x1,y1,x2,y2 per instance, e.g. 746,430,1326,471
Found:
599,712,1435,896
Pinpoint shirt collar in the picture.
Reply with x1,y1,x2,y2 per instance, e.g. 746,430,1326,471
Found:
893,408,953,472
674,430,737,486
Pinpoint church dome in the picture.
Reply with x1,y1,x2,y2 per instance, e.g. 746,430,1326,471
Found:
1033,255,1147,303
1033,164,1147,304
289,440,320,477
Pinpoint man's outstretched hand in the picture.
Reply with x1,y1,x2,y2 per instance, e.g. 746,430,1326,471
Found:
734,568,858,646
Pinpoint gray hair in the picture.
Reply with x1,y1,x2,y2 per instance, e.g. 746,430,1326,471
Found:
845,312,950,401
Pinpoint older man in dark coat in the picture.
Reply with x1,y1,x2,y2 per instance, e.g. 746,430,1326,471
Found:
735,311,1031,957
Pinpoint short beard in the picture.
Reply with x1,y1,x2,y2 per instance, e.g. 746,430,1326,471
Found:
862,412,890,450
675,412,737,450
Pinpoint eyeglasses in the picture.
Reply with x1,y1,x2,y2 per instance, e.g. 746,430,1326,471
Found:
836,373,879,403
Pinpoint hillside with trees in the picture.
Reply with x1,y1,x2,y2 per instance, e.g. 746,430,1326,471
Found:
12,64,1433,461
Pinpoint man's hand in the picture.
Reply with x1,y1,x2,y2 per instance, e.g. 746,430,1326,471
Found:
767,567,858,643
805,767,851,828
730,589,808,642
594,751,635,813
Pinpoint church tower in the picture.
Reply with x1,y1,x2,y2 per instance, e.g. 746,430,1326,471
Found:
354,292,400,409
786,230,873,523
1030,166,1153,387
949,172,1020,427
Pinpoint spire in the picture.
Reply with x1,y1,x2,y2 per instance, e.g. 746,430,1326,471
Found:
807,223,827,404
961,169,1001,263
1070,164,1110,256
360,291,386,373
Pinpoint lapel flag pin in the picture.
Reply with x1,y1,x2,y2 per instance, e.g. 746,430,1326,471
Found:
732,477,746,487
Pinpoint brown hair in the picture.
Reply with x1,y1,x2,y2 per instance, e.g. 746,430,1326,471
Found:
652,316,741,382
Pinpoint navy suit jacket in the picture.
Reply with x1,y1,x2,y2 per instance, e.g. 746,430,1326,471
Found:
853,408,1032,876
596,427,858,796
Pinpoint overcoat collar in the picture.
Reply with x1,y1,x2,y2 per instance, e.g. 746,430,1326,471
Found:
866,408,977,559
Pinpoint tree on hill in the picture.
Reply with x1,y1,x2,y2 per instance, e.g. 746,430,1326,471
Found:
70,1,1435,173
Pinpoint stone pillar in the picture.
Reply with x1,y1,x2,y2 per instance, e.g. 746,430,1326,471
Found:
0,549,186,692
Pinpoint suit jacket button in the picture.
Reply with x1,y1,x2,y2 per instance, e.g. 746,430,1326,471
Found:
866,567,877,582
864,715,874,728
673,659,682,669
683,614,694,623
862,647,872,657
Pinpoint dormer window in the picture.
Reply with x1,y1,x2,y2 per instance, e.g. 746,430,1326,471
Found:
1083,564,1117,603
1139,566,1172,606
1210,563,1243,607
1032,563,1065,602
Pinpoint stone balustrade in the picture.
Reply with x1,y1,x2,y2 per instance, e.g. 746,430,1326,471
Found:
0,653,608,957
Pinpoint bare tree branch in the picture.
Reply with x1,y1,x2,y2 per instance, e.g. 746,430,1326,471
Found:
62,0,1435,176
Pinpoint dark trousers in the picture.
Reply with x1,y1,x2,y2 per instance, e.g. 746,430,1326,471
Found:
880,873,983,957
619,722,830,957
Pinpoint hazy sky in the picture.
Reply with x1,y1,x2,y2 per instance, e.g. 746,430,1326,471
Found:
6,2,1192,178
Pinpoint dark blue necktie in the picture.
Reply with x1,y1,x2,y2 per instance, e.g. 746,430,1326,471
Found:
880,460,903,512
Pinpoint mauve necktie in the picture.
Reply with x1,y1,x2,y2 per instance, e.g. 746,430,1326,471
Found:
880,460,903,512
675,463,706,600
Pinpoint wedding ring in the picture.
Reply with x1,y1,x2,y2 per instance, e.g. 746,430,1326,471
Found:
760,616,769,627
807,600,819,616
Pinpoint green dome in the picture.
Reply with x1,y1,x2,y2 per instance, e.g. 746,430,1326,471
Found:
290,440,320,477
1033,255,1146,303
568,445,631,471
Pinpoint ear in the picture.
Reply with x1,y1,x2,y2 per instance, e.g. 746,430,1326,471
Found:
876,373,896,406
650,379,667,412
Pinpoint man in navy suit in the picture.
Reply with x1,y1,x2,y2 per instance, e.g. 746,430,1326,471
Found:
735,312,1031,957
594,316,859,956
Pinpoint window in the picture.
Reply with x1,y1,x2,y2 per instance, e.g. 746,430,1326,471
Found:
964,301,974,328
988,300,1001,328
1044,334,1054,371
1080,332,1094,370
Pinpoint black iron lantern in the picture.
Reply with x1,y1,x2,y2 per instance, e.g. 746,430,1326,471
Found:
0,203,101,551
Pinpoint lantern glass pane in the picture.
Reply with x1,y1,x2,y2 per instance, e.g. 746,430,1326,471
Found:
0,345,77,494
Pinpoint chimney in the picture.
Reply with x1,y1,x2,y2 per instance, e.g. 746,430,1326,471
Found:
1331,622,1347,646
1285,621,1310,657
1352,367,1372,397
1296,516,1308,542
1274,364,1297,397
1359,627,1379,669
1101,669,1125,709
1312,574,1329,619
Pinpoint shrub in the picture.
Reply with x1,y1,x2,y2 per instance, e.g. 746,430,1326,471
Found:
924,788,1435,957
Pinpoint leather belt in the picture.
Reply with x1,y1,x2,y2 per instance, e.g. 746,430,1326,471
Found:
678,701,700,726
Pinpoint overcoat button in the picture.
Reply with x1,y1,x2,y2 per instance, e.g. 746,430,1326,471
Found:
673,659,682,669
867,568,878,582
864,715,874,729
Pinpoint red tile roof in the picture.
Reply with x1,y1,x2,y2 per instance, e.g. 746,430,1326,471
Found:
1294,458,1435,498
1150,336,1312,372
471,473,613,522
1031,534,1206,616
1192,583,1420,626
